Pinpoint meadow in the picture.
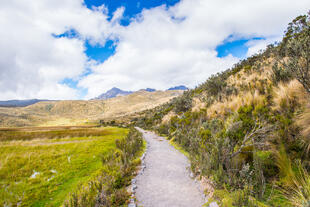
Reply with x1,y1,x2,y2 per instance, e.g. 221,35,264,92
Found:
0,126,129,207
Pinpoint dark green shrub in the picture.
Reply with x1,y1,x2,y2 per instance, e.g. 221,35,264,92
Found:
271,62,293,83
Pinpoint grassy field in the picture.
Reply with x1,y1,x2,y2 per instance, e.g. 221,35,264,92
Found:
0,126,128,207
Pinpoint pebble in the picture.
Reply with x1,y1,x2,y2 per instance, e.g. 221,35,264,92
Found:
209,202,219,207
131,184,137,192
190,172,194,178
128,203,136,207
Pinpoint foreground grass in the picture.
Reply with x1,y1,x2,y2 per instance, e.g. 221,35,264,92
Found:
0,126,128,207
64,127,144,207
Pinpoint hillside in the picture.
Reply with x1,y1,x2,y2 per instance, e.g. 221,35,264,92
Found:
0,90,183,127
135,13,310,206
0,99,48,107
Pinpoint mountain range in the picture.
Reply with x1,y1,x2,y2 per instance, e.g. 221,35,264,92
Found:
0,86,188,108
0,99,49,107
94,85,188,100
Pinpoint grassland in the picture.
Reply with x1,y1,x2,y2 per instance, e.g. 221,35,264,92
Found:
0,126,128,207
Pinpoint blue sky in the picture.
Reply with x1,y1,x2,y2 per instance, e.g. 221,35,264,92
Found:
2,0,308,100
84,0,180,23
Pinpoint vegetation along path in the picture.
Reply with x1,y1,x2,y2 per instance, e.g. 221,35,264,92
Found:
135,128,205,207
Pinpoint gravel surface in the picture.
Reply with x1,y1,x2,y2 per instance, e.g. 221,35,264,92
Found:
135,128,206,207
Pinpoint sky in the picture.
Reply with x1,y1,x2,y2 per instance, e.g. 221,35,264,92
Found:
0,0,309,100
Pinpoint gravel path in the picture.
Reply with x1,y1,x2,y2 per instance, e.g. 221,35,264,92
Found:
134,128,206,207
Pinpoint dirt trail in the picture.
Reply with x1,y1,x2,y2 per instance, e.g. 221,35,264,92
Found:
135,128,206,207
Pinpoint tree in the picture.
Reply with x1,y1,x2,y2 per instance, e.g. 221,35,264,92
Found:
279,12,310,93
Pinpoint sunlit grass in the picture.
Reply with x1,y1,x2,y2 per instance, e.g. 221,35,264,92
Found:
0,126,115,141
0,126,128,207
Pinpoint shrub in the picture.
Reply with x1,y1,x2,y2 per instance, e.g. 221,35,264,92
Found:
278,12,310,94
173,91,193,113
271,62,293,83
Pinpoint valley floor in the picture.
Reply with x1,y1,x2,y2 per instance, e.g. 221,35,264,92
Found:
135,128,206,207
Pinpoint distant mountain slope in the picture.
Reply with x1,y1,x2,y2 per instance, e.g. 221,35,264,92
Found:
94,86,186,100
101,90,183,120
144,88,156,92
0,90,183,127
94,87,133,100
167,85,188,90
0,99,48,107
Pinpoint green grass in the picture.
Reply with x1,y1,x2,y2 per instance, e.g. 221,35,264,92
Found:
0,125,112,141
169,137,190,158
0,126,128,207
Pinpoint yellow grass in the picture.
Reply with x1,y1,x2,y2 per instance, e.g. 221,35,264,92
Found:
272,79,307,112
296,105,310,153
227,59,273,89
207,90,266,118
162,111,177,124
192,97,206,112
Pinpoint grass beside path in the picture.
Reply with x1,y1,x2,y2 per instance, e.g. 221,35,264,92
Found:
0,126,127,207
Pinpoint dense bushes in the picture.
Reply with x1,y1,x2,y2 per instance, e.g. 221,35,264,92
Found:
64,128,144,207
173,91,193,113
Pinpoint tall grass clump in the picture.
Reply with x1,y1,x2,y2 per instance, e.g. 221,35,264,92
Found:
296,105,310,153
282,163,310,207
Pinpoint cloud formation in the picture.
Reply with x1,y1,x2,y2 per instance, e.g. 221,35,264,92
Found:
0,0,309,100
0,0,112,100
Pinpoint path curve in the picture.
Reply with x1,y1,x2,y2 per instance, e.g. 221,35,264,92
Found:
135,128,205,207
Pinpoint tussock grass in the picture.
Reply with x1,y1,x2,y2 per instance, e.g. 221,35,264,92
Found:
283,164,310,207
207,90,266,118
274,145,310,207
296,104,310,153
161,111,177,124
272,79,307,112
227,60,273,89
191,97,206,112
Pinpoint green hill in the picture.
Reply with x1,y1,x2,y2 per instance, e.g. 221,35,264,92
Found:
135,12,310,206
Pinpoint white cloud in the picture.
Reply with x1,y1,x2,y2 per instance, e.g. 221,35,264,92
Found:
0,0,310,100
0,0,113,100
246,37,282,57
79,0,310,99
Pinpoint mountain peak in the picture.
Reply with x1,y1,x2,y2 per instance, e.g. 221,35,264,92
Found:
95,88,133,100
167,85,188,91
144,88,156,92
94,85,188,100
